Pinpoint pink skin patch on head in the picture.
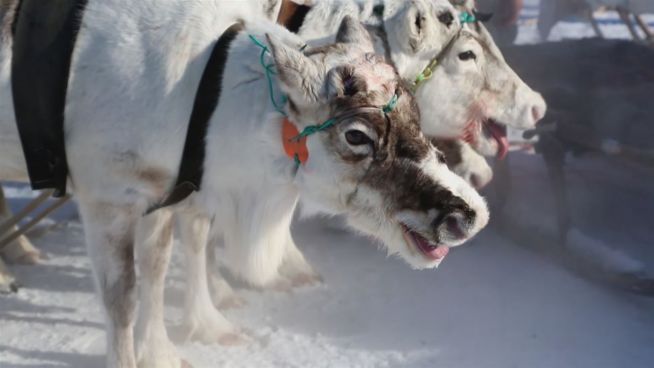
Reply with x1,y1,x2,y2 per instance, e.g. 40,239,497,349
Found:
352,55,397,95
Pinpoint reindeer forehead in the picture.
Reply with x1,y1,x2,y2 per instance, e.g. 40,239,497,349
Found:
349,54,397,93
459,30,498,59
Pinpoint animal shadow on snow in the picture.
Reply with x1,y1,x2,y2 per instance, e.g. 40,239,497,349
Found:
237,217,463,355
0,345,104,368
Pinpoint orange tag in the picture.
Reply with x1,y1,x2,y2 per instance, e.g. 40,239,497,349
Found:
282,118,309,164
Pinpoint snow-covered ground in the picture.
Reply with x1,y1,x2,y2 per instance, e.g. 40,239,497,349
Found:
2,1,654,367
2,208,653,368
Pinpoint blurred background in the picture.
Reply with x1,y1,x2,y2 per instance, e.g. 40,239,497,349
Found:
1,0,653,367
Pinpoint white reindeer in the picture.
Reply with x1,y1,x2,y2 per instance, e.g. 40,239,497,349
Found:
0,1,490,366
433,139,494,189
199,0,544,305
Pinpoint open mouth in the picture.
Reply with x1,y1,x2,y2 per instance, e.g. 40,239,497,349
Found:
400,223,449,261
483,119,509,160
462,119,509,160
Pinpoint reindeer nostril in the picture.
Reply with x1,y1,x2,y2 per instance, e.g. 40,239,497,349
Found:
532,105,544,123
445,215,466,240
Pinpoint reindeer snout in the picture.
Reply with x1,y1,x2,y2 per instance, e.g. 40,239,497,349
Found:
532,99,546,124
432,199,477,245
525,92,547,127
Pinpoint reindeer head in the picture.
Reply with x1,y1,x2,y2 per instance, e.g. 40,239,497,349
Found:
411,26,546,159
432,139,493,189
382,0,546,159
267,17,489,268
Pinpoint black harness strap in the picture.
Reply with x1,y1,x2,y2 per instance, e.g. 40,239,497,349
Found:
146,23,244,213
278,2,311,33
11,0,88,197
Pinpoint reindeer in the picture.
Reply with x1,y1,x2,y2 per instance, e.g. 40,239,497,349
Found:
538,0,654,42
0,0,287,294
195,0,544,307
0,0,490,365
433,139,493,188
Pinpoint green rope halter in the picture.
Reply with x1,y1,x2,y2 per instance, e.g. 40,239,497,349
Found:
248,35,288,116
248,35,400,169
459,11,477,24
412,12,475,92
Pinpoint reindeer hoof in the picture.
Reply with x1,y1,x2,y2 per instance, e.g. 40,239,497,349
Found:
270,278,294,293
0,279,20,294
289,272,323,288
218,332,249,346
218,295,247,310
14,251,43,265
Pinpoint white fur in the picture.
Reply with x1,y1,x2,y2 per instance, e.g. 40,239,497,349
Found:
453,141,494,189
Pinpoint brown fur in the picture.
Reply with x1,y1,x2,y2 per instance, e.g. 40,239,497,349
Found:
432,139,464,169
325,81,474,226
276,0,301,27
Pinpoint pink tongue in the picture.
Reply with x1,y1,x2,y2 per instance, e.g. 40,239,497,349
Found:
415,236,449,260
431,246,449,259
486,121,509,160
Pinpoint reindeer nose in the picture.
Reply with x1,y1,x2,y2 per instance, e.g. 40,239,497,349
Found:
433,201,476,244
532,105,545,123
438,12,454,27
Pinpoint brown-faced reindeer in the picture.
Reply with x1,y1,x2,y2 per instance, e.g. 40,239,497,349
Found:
183,0,546,317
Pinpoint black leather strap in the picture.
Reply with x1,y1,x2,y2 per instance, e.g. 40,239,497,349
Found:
11,0,88,197
147,23,244,213
279,2,311,33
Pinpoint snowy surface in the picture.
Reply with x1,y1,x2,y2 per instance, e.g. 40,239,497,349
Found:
1,212,653,368
2,1,654,367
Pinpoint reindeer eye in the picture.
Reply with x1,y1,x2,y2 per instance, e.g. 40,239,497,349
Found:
458,51,476,61
438,11,454,27
345,130,372,146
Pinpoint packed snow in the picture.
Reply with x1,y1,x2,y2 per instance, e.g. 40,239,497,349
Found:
2,1,654,367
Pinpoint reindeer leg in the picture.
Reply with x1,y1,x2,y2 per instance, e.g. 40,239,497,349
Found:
176,211,243,346
540,133,571,244
0,186,41,264
78,200,139,368
279,236,322,288
222,186,299,292
134,209,190,368
205,239,246,309
618,8,641,41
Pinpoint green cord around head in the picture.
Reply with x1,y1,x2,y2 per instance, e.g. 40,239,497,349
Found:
248,35,288,116
412,57,439,92
459,12,477,24
293,118,337,141
383,94,399,114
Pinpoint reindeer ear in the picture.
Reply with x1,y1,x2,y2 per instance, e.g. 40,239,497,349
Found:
335,16,374,53
266,34,322,104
